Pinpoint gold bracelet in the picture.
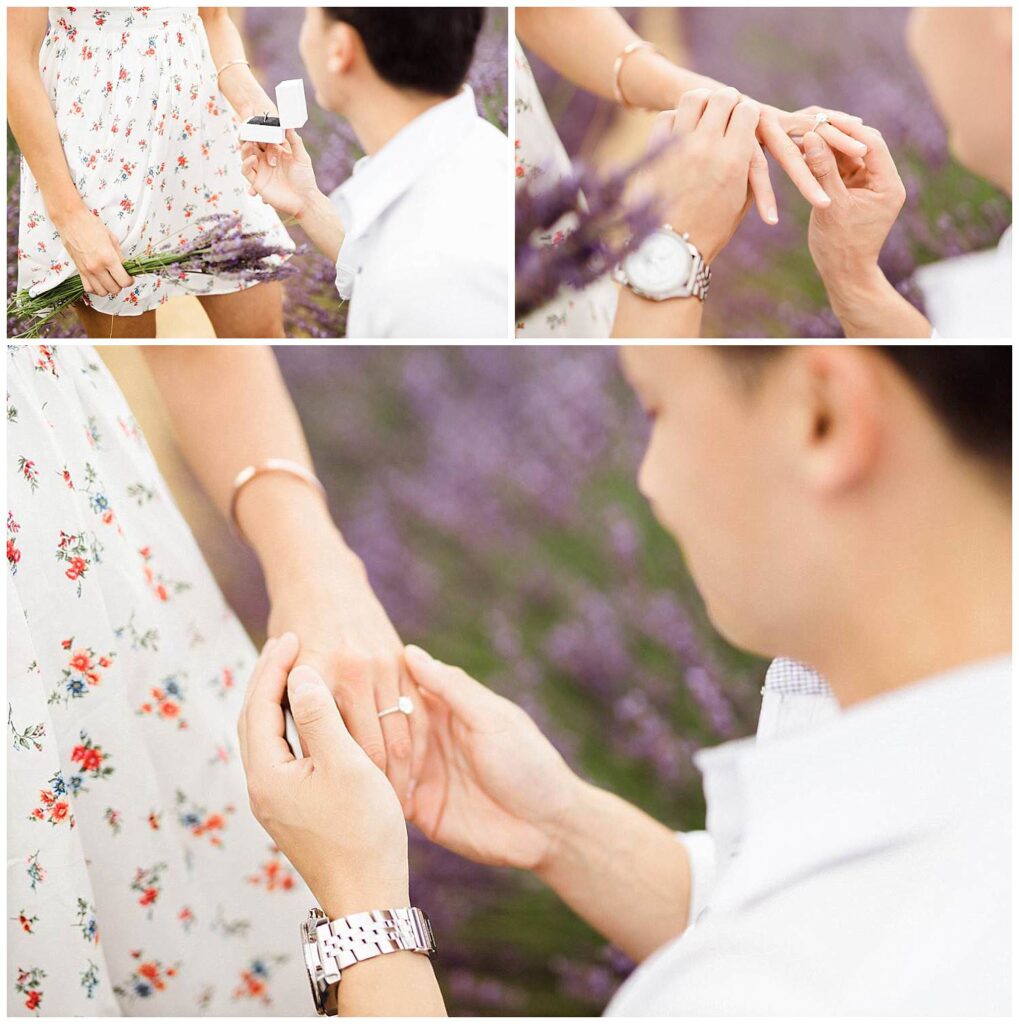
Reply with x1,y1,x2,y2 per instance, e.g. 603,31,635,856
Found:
229,459,327,545
613,40,663,111
216,58,250,80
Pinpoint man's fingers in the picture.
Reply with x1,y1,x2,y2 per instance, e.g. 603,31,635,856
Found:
748,140,778,225
759,116,831,209
287,664,352,766
832,121,899,185
241,633,300,776
401,669,430,814
285,128,306,159
802,131,848,202
817,122,868,160
673,87,712,133
648,109,676,151
404,645,497,729
698,86,742,135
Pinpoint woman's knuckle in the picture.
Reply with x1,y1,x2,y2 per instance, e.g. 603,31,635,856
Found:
388,736,413,762
362,741,387,769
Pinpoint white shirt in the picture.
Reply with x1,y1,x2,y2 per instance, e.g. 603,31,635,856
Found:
608,655,1011,1016
917,225,1011,339
331,87,508,339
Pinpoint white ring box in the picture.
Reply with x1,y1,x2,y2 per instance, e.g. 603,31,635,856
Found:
238,78,308,144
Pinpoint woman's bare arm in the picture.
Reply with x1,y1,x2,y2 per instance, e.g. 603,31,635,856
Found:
198,8,276,122
516,7,721,110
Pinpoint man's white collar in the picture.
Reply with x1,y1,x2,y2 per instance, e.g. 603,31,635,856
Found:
331,86,479,242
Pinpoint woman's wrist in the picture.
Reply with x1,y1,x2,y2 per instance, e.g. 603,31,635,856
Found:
219,65,273,121
233,471,362,595
620,49,719,110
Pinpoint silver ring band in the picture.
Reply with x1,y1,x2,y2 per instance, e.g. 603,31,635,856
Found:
813,111,831,130
378,696,414,719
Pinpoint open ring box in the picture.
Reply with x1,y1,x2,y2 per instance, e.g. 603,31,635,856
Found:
238,78,308,144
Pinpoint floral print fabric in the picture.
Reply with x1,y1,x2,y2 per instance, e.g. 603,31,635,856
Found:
514,38,617,338
16,7,294,317
7,345,313,1016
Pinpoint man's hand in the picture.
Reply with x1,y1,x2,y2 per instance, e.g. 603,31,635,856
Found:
802,124,930,338
403,645,583,871
756,104,868,212
241,128,322,218
643,87,760,263
804,123,906,282
239,634,410,918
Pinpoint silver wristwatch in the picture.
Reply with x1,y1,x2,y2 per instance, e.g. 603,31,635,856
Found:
301,906,436,1015
613,225,711,302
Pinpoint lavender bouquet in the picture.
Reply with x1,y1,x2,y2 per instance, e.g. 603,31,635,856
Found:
6,213,298,339
516,152,662,321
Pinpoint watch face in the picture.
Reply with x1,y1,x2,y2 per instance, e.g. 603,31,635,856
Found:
623,231,694,297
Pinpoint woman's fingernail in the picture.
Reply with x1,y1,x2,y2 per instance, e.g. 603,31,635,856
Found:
816,192,832,207
405,644,433,664
269,156,278,167
766,207,778,225
263,637,277,654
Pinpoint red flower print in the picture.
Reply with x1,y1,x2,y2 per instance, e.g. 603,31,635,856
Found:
516,164,525,178
62,638,73,650
138,962,159,981
81,748,103,773
25,991,41,1012
159,700,178,718
65,556,87,581
177,155,188,169
51,802,69,823
99,656,111,668
71,745,87,763
69,651,93,672
138,887,158,907
8,538,21,567
154,583,168,601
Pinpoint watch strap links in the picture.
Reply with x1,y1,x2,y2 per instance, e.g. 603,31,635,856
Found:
313,908,435,976
691,258,712,301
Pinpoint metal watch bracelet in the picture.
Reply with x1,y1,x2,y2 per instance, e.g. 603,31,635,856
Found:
303,907,436,1014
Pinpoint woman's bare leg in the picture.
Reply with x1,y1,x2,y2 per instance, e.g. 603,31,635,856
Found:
73,303,157,339
198,282,286,339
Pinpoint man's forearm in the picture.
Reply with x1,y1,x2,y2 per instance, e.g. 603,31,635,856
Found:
297,189,346,265
822,264,931,338
536,781,692,962
612,289,704,339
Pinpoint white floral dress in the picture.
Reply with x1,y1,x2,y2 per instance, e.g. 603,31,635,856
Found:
16,7,293,317
7,345,314,1016
514,39,617,338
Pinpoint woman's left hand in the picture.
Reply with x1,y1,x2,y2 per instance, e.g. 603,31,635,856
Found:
238,633,410,918
265,526,429,813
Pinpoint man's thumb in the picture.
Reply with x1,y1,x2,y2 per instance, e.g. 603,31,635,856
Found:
287,665,348,759
803,131,844,201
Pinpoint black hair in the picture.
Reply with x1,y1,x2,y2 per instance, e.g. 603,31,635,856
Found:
322,8,484,96
723,346,1011,469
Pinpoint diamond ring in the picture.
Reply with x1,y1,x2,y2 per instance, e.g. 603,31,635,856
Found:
378,695,414,719
812,111,831,130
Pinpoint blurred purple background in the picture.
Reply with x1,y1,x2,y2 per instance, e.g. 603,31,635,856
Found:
524,7,1011,337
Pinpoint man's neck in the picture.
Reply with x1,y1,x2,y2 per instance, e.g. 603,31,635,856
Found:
803,477,1011,709
344,86,452,156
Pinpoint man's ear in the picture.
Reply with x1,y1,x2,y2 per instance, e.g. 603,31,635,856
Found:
325,22,358,78
797,347,886,497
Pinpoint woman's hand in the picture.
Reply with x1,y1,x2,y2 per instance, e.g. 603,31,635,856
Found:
403,645,583,871
239,634,410,917
241,129,321,218
804,122,906,283
264,519,428,812
756,104,869,211
55,206,133,298
642,87,760,263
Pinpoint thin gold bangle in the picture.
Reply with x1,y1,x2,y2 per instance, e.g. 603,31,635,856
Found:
613,40,663,111
216,58,250,80
229,459,327,545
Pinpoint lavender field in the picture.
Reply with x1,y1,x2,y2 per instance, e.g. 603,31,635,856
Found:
210,345,767,1014
525,7,1011,337
5,8,507,339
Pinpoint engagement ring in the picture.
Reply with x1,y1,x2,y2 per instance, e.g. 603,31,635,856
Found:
378,696,414,719
813,111,831,130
